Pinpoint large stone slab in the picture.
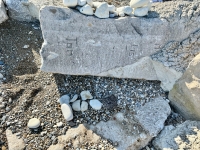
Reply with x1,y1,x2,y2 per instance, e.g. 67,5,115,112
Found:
0,0,8,24
40,5,199,75
169,53,200,120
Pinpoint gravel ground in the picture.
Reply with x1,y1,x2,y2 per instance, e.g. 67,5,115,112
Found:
0,16,185,150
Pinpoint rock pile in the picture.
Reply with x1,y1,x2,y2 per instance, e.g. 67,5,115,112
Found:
63,0,151,18
58,91,103,121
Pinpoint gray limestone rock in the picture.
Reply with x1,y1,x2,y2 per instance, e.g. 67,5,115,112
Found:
153,121,200,150
88,97,171,149
40,5,198,75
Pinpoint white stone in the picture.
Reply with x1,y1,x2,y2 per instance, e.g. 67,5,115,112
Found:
56,122,63,127
70,94,78,103
94,2,109,19
61,104,73,121
72,100,81,111
63,0,77,7
134,6,149,17
108,5,115,13
23,45,29,48
58,94,70,105
86,0,93,6
118,11,125,17
81,101,88,111
130,0,149,8
117,6,133,15
77,0,86,6
89,99,102,110
0,0,8,24
80,91,93,100
0,73,3,79
79,4,93,15
92,2,101,8
27,118,40,128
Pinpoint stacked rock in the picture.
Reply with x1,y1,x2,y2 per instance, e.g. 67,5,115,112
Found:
63,0,151,18
58,91,103,121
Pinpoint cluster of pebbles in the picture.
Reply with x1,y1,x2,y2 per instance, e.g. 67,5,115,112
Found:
63,0,151,18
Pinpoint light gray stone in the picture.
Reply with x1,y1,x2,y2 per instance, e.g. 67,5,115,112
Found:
27,118,40,128
70,94,78,103
89,99,102,110
134,6,149,17
6,129,25,150
108,5,115,13
94,2,109,19
39,3,200,88
116,6,133,15
63,0,77,7
58,94,70,105
81,101,88,111
88,97,171,149
0,73,3,79
61,104,73,121
0,0,8,24
77,0,86,6
153,121,200,150
80,91,93,100
79,4,93,15
72,100,81,111
86,0,93,7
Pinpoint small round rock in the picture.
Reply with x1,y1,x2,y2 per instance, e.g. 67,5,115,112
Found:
70,94,78,103
80,91,93,100
81,101,88,112
72,100,81,111
89,99,102,110
27,118,40,129
58,94,70,105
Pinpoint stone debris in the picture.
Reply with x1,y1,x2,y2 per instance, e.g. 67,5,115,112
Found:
169,53,200,120
27,118,40,128
0,0,8,24
153,121,200,150
72,100,81,111
58,94,70,105
61,104,73,121
70,94,78,103
6,129,25,150
89,99,102,110
80,91,93,100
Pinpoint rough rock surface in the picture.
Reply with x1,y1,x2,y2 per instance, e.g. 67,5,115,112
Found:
4,0,63,22
6,129,25,150
88,97,171,150
40,2,200,91
48,124,102,149
153,121,200,150
0,0,8,24
169,53,200,120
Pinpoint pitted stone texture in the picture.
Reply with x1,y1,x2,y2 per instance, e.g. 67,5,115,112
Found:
153,121,200,150
40,5,199,77
6,129,26,150
151,29,200,73
4,0,63,22
0,0,8,24
169,53,200,120
88,97,171,150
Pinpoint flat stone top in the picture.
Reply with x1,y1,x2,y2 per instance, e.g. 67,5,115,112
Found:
39,6,199,76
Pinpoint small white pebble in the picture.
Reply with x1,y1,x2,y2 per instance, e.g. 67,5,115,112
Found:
23,45,29,49
80,91,93,100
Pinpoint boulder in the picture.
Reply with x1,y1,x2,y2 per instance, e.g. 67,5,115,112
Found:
88,97,171,149
169,53,200,120
153,121,200,150
6,129,25,150
4,0,63,22
0,0,8,24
